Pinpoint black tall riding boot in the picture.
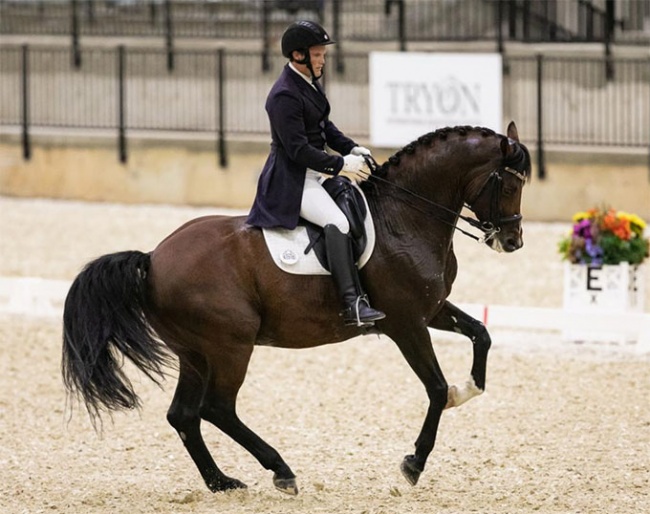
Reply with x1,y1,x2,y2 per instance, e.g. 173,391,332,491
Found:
323,224,386,327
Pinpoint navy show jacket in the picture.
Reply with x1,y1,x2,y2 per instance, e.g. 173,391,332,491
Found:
247,64,357,229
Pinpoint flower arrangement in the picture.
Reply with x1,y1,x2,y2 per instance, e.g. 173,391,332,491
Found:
558,207,649,265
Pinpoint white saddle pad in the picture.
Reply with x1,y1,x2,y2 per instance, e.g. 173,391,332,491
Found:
262,189,376,275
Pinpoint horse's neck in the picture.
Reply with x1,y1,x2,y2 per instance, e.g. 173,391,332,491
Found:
367,133,501,259
369,134,500,233
366,162,462,254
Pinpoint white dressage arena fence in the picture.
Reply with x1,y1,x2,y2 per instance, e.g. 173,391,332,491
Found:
1,276,648,353
0,276,70,318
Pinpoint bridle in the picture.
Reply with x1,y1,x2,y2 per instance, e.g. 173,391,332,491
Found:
463,165,527,243
361,155,526,244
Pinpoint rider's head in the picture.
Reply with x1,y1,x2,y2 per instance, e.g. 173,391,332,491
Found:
281,20,335,80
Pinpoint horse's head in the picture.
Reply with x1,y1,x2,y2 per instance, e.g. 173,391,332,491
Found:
464,122,530,253
369,123,530,253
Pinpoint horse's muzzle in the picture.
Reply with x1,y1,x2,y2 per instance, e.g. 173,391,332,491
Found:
501,235,523,253
501,225,524,252
487,227,523,253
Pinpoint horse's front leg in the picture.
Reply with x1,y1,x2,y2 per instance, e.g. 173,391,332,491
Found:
429,300,492,409
389,325,448,487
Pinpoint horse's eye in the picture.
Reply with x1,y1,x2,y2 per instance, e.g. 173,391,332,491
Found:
503,186,515,196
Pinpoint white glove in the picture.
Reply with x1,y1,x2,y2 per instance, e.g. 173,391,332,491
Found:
350,146,372,157
340,154,368,185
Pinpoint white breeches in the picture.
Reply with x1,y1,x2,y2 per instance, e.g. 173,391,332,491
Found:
299,169,350,234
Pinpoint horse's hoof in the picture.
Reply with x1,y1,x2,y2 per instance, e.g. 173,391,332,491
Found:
207,476,248,493
400,455,421,486
273,474,299,495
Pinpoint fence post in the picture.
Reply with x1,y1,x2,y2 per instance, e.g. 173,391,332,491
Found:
217,48,228,168
86,0,95,25
21,44,31,161
508,0,517,39
149,0,158,26
71,0,81,68
387,1,406,51
604,0,614,80
164,0,174,72
536,54,545,180
496,0,504,54
117,45,127,164
522,0,530,42
586,3,594,41
496,0,510,75
332,0,344,73
397,0,406,51
261,0,270,72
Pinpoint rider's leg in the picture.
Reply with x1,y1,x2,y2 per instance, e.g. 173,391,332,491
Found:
300,171,385,327
322,224,385,326
300,170,350,233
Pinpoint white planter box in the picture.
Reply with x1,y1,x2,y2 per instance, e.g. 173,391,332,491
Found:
562,263,646,343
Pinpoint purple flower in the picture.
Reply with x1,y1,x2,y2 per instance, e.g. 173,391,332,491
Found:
573,219,592,240
585,238,603,264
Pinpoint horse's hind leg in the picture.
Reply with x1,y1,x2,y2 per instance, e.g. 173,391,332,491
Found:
200,343,298,495
167,357,247,492
429,301,491,409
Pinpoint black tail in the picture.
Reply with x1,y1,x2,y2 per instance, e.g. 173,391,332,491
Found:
62,250,174,425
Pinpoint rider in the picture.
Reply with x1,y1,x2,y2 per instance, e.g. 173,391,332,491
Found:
247,20,385,327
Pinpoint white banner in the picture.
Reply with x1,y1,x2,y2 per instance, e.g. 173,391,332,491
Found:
369,52,502,147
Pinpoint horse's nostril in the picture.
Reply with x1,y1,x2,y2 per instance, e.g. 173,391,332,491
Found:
505,238,522,252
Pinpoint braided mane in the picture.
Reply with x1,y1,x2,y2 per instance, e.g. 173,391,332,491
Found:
375,125,498,178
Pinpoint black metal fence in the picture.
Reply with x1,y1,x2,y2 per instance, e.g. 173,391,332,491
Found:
2,1,648,44
1,44,649,175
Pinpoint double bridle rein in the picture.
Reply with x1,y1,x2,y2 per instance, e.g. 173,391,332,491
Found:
362,155,526,244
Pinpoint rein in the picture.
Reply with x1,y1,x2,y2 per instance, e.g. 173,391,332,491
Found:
361,155,524,244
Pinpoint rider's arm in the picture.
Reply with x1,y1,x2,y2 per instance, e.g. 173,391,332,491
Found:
322,119,357,157
268,92,344,175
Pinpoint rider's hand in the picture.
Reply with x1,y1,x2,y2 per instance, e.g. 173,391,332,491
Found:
342,154,365,173
340,154,368,185
350,146,372,157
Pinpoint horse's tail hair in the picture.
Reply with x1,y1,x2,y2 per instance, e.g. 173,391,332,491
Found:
62,250,174,428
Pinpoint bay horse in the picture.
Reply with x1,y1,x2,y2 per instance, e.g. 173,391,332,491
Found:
62,122,530,495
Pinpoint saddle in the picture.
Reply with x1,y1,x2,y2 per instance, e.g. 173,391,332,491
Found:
262,176,375,275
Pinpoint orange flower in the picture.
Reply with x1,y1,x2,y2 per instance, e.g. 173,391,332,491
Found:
602,211,631,240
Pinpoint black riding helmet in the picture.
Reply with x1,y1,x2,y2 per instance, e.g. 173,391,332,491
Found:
281,20,335,80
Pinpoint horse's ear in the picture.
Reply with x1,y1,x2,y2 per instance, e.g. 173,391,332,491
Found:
500,135,511,156
506,121,519,142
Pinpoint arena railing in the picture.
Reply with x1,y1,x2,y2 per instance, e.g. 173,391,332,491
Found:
1,1,647,65
2,0,643,41
0,45,648,177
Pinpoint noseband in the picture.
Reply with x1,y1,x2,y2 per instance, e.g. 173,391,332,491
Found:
464,165,526,242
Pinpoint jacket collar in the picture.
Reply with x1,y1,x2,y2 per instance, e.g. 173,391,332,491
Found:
288,62,315,88
283,64,328,111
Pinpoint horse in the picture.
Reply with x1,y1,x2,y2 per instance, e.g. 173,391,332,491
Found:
62,122,530,495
